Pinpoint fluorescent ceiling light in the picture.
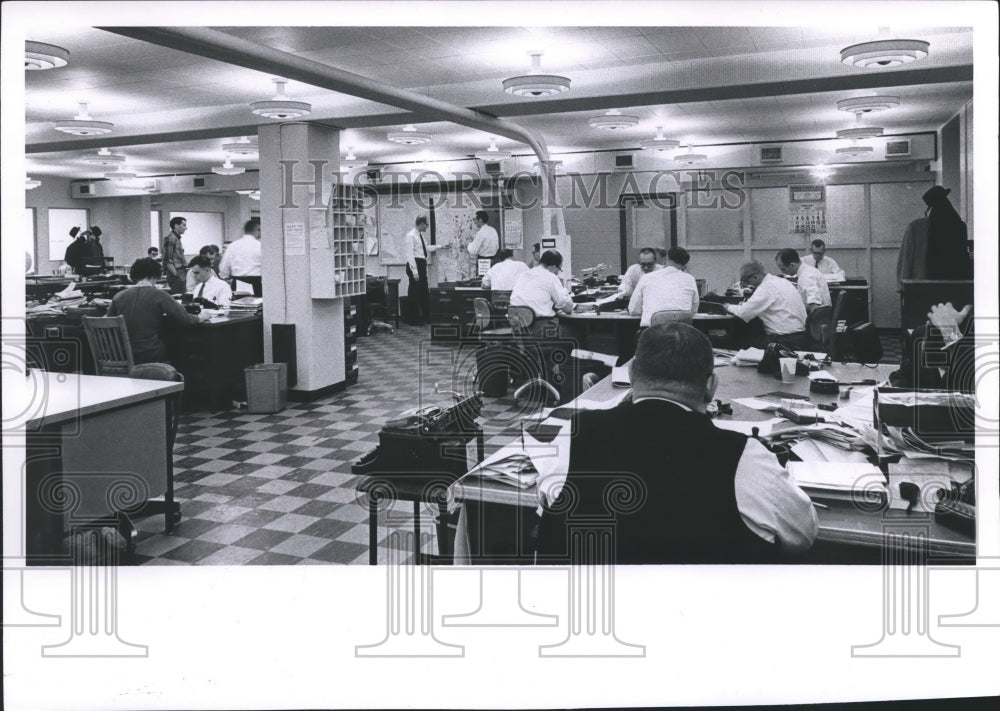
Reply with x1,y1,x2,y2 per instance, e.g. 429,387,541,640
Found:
475,137,512,160
223,137,259,157
387,124,432,145
212,158,245,176
835,145,874,158
503,51,570,97
841,39,929,68
640,126,680,151
588,109,639,130
251,78,311,119
105,168,137,181
26,176,41,190
674,145,707,165
25,41,69,70
81,147,126,165
54,102,114,136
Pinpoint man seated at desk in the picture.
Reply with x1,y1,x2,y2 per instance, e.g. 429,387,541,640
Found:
775,248,831,313
186,254,232,309
185,244,222,291
481,248,528,291
801,238,846,282
725,261,808,349
109,258,210,364
628,246,699,327
617,247,662,299
538,323,818,564
510,249,575,335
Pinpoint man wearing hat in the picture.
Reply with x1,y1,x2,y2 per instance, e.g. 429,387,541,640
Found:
922,185,971,280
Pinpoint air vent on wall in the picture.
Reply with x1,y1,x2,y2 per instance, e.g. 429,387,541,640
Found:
885,139,911,157
193,176,207,188
79,184,91,194
614,154,634,171
760,146,783,163
483,161,503,175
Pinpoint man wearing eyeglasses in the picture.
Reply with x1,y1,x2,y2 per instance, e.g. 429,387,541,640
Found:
509,249,575,336
725,260,808,349
617,247,662,298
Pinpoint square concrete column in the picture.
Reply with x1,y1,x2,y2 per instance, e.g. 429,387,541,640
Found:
258,122,345,398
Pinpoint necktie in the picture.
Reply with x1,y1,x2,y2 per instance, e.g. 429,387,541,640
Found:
418,232,427,259
197,282,205,299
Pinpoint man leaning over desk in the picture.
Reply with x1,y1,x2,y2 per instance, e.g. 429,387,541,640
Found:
628,246,699,326
725,260,809,349
538,323,817,564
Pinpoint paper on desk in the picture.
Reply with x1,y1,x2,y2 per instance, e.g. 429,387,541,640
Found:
732,397,784,411
611,363,630,388
731,347,765,366
570,349,617,367
808,370,839,382
787,461,884,491
791,438,870,463
713,417,783,437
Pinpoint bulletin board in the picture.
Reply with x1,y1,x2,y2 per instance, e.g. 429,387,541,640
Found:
377,195,417,266
376,192,479,278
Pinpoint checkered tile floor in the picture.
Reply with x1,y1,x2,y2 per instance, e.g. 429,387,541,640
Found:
131,325,526,565
128,327,903,566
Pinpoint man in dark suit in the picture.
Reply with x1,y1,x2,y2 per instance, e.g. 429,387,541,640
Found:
538,322,818,564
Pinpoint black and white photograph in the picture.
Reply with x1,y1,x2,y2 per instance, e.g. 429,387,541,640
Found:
3,1,998,708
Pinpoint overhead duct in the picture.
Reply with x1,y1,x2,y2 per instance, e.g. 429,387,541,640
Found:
99,26,552,188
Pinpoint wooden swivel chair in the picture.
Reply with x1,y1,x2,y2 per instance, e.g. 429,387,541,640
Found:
806,305,834,353
650,310,694,326
472,297,512,338
506,305,560,406
82,315,134,377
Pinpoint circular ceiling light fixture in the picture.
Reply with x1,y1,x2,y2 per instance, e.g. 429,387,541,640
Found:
387,124,432,145
841,39,929,68
212,158,245,176
674,145,707,165
223,137,259,157
81,147,127,166
26,176,42,190
340,148,368,169
640,125,681,151
810,164,834,181
588,109,639,130
475,137,512,160
836,96,900,114
104,168,137,181
251,78,312,119
25,41,69,70
503,51,571,97
835,145,875,158
54,101,114,136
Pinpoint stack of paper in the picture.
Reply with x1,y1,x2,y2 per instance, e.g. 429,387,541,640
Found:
470,452,539,489
731,347,765,366
228,296,263,315
611,362,631,388
787,461,887,505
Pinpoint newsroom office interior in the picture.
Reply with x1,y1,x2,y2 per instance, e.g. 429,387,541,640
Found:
22,25,976,336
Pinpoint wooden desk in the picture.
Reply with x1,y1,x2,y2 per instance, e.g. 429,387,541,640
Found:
23,372,184,564
450,363,975,564
560,310,740,358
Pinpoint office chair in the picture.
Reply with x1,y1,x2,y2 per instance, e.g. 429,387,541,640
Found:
490,289,512,312
650,309,694,326
806,305,833,352
506,305,561,407
472,297,512,338
82,315,134,377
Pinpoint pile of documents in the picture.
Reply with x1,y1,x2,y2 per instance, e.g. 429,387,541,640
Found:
468,452,540,489
730,347,765,366
228,296,263,315
787,461,887,506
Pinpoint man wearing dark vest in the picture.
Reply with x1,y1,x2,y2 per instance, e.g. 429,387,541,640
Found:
538,322,818,564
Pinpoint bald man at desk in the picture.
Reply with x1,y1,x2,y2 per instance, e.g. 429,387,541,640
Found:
537,323,817,564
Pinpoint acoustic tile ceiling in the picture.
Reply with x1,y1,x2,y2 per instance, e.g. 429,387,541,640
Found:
22,22,975,180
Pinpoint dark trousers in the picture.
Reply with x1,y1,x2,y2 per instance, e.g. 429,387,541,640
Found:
232,275,262,297
167,268,187,295
406,258,430,323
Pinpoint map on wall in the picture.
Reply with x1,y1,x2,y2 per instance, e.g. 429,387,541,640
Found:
376,193,478,279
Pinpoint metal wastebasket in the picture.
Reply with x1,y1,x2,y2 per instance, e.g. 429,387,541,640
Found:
245,362,288,413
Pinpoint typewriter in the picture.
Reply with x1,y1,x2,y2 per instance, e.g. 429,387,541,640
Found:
352,394,483,476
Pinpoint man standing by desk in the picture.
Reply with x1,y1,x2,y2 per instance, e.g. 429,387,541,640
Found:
726,261,808,348
801,238,846,281
467,210,500,271
219,219,262,296
538,323,817,564
162,217,189,294
403,215,438,326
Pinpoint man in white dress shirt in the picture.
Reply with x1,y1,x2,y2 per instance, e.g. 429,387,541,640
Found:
617,247,663,298
801,238,846,281
403,215,439,325
481,249,528,291
467,210,500,268
187,254,232,308
629,247,700,327
775,248,831,313
219,219,262,296
726,261,808,348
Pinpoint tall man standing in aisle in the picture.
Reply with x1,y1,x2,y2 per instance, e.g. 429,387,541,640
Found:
219,219,263,296
404,215,438,326
467,210,500,271
162,216,188,294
